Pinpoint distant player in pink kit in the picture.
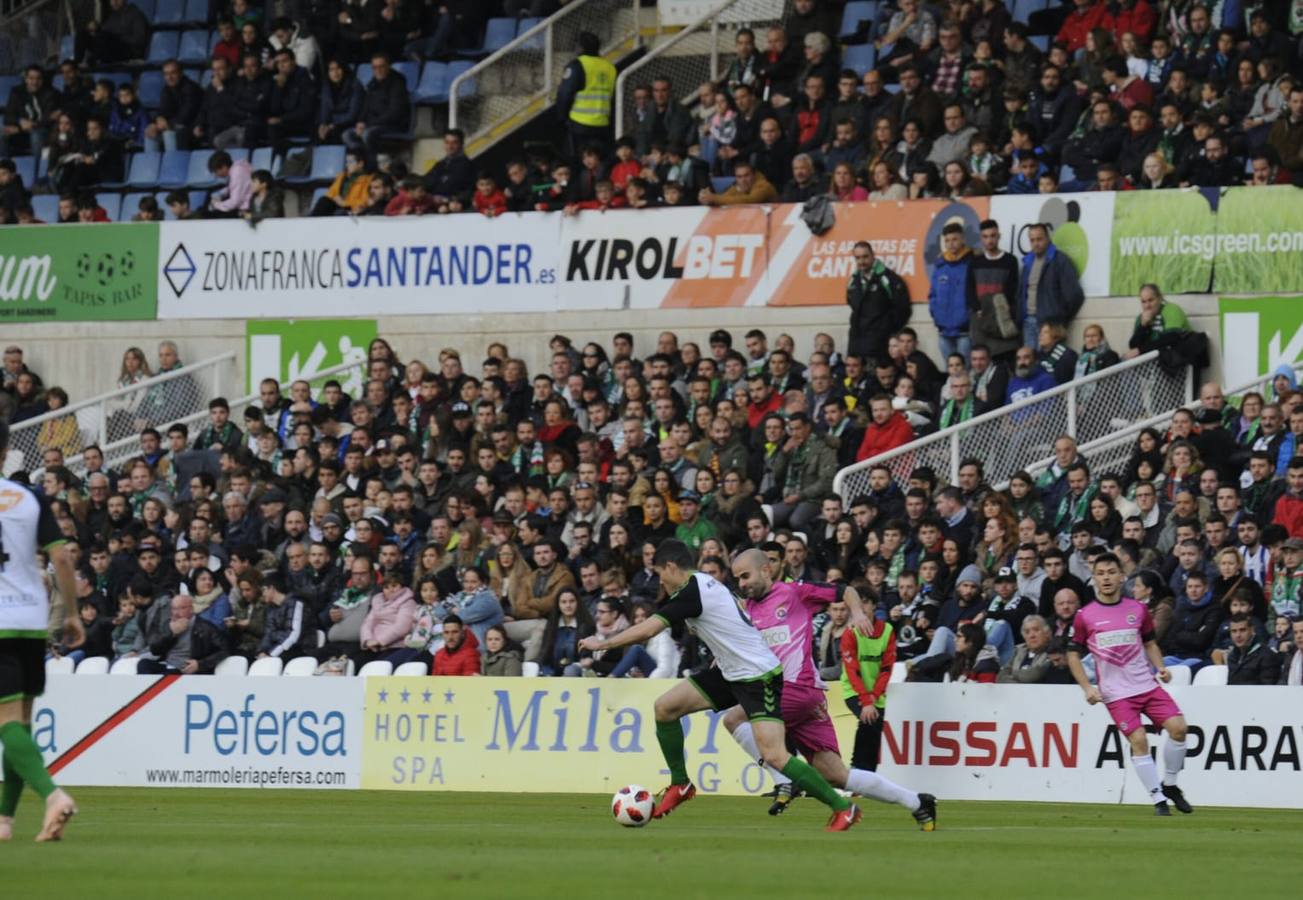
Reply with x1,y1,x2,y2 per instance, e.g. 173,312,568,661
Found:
1067,553,1194,816
722,549,937,829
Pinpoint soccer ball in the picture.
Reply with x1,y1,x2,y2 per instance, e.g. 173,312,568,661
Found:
611,785,654,827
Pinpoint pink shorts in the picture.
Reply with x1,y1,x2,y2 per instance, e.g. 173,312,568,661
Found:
781,683,841,758
1104,685,1183,736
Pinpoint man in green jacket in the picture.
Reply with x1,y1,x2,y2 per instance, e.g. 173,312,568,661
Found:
771,413,837,532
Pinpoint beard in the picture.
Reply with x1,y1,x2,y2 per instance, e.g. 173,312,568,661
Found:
1015,365,1034,378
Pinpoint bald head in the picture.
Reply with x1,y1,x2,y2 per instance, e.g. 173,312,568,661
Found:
732,548,773,599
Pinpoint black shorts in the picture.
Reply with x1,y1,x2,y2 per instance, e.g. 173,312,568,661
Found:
0,638,47,703
688,666,783,722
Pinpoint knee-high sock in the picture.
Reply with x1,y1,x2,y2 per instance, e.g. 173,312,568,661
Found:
844,767,920,811
1161,737,1186,787
655,720,690,786
1131,753,1164,803
731,721,790,786
0,723,54,802
780,757,850,812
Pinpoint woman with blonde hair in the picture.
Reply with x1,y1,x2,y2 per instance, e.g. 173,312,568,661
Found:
1135,151,1177,189
489,541,532,599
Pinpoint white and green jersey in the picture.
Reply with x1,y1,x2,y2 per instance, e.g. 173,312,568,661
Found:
0,479,65,637
654,572,779,681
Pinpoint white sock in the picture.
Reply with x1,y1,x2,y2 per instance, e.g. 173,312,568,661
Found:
845,767,920,812
1162,737,1186,787
1131,754,1164,803
731,721,790,785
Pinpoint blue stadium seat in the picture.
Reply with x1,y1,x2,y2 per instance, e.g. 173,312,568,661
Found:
137,70,164,107
843,44,877,77
699,136,718,167
96,193,123,222
249,146,280,177
158,150,191,188
154,0,185,28
466,17,516,57
517,17,544,50
127,151,162,187
1011,0,1049,24
413,62,448,104
839,1,879,41
711,176,736,193
92,71,135,89
122,191,155,219
178,30,211,65
309,186,328,209
11,156,35,188
356,63,373,85
59,34,75,61
1029,34,1050,52
392,61,417,88
883,82,901,94
134,0,158,18
32,194,59,223
147,30,180,64
185,149,217,187
448,60,475,98
182,0,209,25
285,144,345,185
0,75,18,107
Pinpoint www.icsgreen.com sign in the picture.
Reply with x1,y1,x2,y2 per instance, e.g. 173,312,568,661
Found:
0,222,158,321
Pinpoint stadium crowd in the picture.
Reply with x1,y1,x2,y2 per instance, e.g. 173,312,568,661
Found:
3,259,1302,687
1,0,1301,223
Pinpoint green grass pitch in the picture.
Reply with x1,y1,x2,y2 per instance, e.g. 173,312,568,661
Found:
4,789,1301,898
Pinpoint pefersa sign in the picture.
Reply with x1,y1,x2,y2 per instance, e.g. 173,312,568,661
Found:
156,215,560,318
0,222,158,321
31,675,362,789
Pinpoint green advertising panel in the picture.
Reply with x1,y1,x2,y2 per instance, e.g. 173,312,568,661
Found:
1218,296,1303,388
1109,190,1215,296
246,319,378,396
1213,187,1303,294
0,222,158,321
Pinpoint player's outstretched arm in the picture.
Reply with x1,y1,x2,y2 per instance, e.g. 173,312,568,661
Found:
579,615,667,653
1144,640,1170,682
1066,650,1101,703
841,585,874,637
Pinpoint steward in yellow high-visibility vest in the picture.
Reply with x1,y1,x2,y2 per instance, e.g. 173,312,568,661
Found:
557,31,615,157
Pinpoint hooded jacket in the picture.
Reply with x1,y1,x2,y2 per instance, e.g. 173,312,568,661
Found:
846,260,911,361
1162,590,1225,659
434,586,505,646
361,586,418,651
433,628,482,676
927,247,973,338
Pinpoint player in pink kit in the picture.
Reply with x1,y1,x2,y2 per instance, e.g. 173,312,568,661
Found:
722,550,937,829
1067,553,1193,816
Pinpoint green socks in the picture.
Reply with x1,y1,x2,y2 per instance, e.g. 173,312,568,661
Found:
782,756,851,812
1,744,23,816
0,722,55,805
655,719,690,785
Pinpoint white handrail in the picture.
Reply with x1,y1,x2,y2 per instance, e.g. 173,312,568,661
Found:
831,349,1176,495
7,352,237,436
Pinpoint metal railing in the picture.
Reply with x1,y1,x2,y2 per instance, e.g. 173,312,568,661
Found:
0,0,78,69
833,351,1191,500
61,355,369,477
614,0,788,139
3,353,237,476
449,0,642,156
1017,361,1303,490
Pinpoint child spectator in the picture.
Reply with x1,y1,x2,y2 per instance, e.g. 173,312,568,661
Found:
659,180,684,207
609,136,641,192
207,149,253,217
165,189,198,220
533,163,572,211
111,595,140,659
385,175,437,216
566,179,624,215
243,169,285,222
312,151,371,216
131,195,164,221
472,172,508,217
503,159,536,212
108,82,148,148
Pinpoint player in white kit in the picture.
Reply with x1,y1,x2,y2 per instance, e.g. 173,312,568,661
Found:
0,421,82,841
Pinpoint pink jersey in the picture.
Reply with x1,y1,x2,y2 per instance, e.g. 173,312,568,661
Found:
1068,597,1158,702
745,581,838,689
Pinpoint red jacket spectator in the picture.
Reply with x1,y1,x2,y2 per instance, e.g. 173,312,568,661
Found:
385,189,438,216
1272,492,1303,540
1056,1,1114,54
433,627,481,676
609,159,640,192
746,389,783,430
474,187,508,217
856,409,915,462
1112,0,1156,44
